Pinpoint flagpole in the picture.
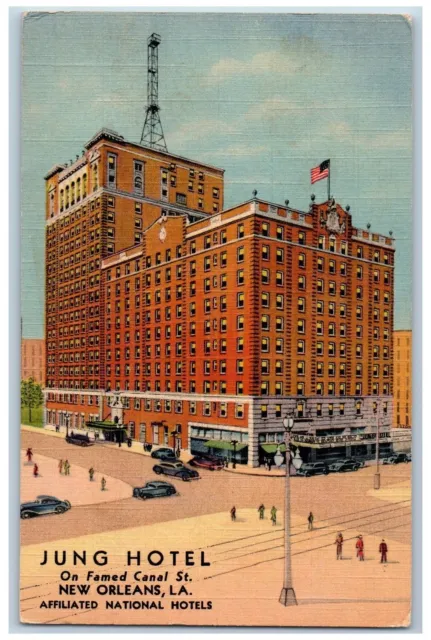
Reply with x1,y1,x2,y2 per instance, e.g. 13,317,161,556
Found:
328,160,331,202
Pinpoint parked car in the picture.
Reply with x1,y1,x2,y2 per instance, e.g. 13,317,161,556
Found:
296,462,329,477
153,461,199,481
406,452,412,462
151,447,176,460
189,456,224,470
383,453,410,465
20,495,71,519
133,481,177,499
329,459,360,473
65,433,93,447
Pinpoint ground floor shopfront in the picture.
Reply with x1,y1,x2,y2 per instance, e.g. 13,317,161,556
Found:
44,390,395,467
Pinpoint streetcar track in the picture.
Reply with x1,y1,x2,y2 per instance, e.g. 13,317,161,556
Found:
215,504,412,555
204,521,411,580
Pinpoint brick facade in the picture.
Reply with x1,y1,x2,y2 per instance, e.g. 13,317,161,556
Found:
44,129,395,466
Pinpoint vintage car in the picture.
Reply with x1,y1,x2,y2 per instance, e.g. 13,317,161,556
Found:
132,481,177,499
382,453,410,465
153,461,199,481
296,462,329,477
189,456,224,470
20,495,71,519
329,459,360,473
150,447,176,460
65,433,94,447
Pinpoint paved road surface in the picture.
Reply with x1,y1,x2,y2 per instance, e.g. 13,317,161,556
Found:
21,430,411,547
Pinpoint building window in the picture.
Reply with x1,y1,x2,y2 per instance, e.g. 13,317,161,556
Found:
108,154,117,188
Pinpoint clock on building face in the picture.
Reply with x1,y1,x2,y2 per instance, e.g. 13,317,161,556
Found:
159,226,167,242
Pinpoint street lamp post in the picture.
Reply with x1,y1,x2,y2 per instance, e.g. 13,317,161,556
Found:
374,404,380,490
231,439,238,469
279,414,298,607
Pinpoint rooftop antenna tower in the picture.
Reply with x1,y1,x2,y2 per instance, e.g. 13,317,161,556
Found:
140,33,168,151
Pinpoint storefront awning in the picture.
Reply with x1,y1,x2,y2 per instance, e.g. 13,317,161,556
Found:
291,440,321,449
205,439,248,452
86,421,126,431
260,443,286,454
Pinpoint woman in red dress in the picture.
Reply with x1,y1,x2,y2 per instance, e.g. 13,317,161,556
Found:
356,535,364,561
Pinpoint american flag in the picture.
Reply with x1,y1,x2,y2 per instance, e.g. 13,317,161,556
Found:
311,159,330,184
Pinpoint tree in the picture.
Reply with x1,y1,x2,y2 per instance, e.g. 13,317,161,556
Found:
21,377,43,423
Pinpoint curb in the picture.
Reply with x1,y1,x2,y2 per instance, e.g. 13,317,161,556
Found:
222,467,285,478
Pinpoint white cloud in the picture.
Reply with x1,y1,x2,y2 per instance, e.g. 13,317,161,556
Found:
245,96,311,122
205,143,271,158
167,118,236,148
205,50,307,85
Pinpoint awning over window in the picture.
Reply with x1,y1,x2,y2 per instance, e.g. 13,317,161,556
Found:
291,440,321,449
205,439,248,452
86,421,126,431
260,443,286,453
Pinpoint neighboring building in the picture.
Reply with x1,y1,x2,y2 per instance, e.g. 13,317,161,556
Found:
21,339,45,384
393,330,412,428
44,128,395,466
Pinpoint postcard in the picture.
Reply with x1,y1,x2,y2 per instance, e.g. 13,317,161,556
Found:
20,11,413,626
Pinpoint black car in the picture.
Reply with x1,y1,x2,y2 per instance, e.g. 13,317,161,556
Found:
153,461,199,481
383,453,410,465
65,433,94,447
133,481,177,499
329,460,360,473
20,495,71,519
151,447,176,460
296,462,329,477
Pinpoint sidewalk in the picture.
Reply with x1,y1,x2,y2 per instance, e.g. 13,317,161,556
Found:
223,464,285,477
22,426,288,475
21,425,193,464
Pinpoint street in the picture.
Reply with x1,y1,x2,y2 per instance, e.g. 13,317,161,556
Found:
21,429,411,549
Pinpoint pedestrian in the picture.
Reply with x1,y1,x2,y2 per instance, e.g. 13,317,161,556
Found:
379,539,388,563
258,504,265,520
55,424,60,433
94,431,99,441
225,458,229,469
26,447,33,463
335,532,344,560
267,458,272,472
33,463,39,477
356,535,365,561
89,467,95,481
127,437,132,448
58,459,63,474
176,447,181,458
308,511,314,531
270,506,277,526
101,477,106,491
64,459,70,476
230,506,236,521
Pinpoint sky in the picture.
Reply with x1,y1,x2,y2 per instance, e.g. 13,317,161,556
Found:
21,11,412,338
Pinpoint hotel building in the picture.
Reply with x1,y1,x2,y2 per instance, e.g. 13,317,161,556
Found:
44,129,395,466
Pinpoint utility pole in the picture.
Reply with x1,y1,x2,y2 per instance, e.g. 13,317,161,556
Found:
279,414,298,606
374,403,381,490
140,33,168,151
